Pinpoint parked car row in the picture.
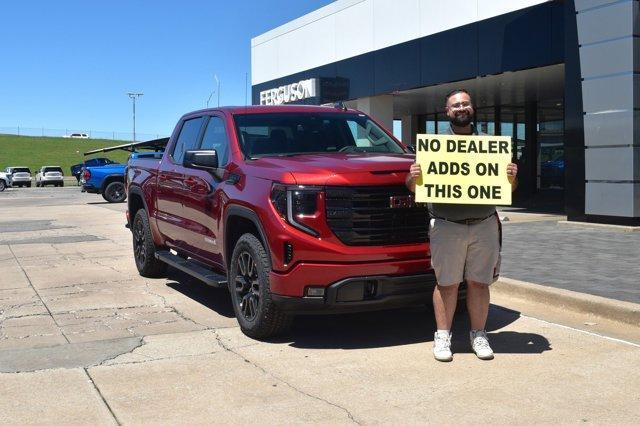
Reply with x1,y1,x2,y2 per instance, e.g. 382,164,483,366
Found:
0,166,66,191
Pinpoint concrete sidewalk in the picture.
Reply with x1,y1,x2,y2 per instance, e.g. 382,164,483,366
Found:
1,188,640,424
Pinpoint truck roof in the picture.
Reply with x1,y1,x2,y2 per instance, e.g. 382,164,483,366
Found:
185,105,360,116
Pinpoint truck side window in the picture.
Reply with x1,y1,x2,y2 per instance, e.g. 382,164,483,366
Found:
200,116,229,166
172,117,204,164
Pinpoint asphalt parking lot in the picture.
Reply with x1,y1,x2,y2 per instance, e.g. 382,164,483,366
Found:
1,187,639,424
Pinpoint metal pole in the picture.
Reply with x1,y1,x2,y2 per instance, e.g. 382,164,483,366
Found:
133,96,136,142
214,75,220,107
127,92,143,142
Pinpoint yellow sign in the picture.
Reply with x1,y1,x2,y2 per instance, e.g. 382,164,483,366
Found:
415,134,512,205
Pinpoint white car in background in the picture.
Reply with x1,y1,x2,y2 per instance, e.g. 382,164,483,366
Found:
63,133,89,139
0,171,12,191
5,167,32,187
36,166,64,187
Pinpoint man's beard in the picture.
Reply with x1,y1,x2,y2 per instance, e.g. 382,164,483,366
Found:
451,111,473,127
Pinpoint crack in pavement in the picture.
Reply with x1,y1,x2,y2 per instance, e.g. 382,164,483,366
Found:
8,245,72,343
11,278,138,292
142,281,211,331
0,336,144,373
0,312,48,321
212,329,362,425
84,368,122,426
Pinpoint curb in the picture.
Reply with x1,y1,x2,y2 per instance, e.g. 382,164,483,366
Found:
493,277,640,326
557,220,640,232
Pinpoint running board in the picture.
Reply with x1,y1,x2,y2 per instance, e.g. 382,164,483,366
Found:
155,250,227,288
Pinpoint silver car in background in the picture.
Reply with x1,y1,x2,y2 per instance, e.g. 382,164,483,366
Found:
0,171,12,191
36,166,64,187
5,167,32,188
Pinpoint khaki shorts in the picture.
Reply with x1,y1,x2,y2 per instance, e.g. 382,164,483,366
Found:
429,215,501,286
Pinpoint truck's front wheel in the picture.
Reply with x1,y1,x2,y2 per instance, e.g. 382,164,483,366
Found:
229,233,291,339
132,209,167,278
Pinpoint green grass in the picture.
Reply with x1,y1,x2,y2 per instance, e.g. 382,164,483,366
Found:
0,134,133,175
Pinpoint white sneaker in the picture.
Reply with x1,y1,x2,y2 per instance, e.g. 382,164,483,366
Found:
470,330,494,360
433,331,453,362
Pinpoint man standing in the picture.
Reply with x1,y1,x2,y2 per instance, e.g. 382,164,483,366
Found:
406,89,518,362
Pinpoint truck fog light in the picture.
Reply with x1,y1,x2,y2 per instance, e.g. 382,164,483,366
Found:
306,287,325,297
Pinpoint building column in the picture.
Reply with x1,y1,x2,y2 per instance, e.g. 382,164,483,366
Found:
575,0,640,223
355,95,394,133
401,115,419,146
564,0,586,221
518,101,538,198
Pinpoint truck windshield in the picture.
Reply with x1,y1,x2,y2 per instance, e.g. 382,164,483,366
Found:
234,112,405,158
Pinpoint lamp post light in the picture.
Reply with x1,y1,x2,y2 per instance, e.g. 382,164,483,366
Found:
127,92,143,142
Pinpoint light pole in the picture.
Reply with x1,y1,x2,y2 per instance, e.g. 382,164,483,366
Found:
214,74,220,107
127,92,143,142
206,90,214,108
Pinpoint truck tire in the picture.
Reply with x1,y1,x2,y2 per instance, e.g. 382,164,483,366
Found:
103,181,126,203
229,233,291,339
132,209,167,278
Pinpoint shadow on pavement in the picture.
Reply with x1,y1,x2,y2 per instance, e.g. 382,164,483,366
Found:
160,273,550,353
484,331,551,354
86,201,125,205
165,268,235,319
282,304,549,352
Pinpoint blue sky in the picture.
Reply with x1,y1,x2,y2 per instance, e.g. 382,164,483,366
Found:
0,0,334,137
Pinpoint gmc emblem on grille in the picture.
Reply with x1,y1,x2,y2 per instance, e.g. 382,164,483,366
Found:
389,195,414,208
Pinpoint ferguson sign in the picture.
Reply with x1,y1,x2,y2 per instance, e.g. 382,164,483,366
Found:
260,79,317,105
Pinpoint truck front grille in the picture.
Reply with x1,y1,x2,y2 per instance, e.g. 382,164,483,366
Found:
325,185,429,246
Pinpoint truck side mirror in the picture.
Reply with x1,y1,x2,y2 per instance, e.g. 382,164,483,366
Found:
184,150,219,171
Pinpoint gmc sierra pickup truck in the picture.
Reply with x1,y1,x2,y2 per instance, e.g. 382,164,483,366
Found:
126,105,437,339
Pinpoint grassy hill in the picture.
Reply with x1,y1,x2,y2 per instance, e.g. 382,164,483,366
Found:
0,134,133,175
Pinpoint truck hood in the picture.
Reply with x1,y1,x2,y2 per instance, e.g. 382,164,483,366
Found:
249,153,414,185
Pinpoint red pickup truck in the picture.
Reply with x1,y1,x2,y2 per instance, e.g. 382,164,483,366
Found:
126,105,437,339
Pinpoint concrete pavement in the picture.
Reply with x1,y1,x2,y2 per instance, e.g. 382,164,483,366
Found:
1,187,639,424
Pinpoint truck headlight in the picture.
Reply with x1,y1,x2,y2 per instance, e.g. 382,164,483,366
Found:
271,184,322,237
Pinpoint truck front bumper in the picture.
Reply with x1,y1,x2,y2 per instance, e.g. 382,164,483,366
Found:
271,272,437,314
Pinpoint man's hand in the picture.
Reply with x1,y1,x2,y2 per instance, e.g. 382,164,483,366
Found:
410,163,422,179
507,162,518,191
406,163,422,192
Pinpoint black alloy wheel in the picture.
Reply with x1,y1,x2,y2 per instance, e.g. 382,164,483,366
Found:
103,181,126,203
229,233,291,339
132,209,167,277
234,251,261,322
133,216,148,268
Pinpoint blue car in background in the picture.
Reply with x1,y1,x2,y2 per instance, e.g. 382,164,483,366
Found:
70,157,117,184
81,162,127,202
80,138,168,203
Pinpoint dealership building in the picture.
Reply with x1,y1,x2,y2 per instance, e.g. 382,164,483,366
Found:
251,0,639,225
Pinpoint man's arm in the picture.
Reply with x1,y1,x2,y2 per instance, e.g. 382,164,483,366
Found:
406,163,421,193
507,162,518,192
